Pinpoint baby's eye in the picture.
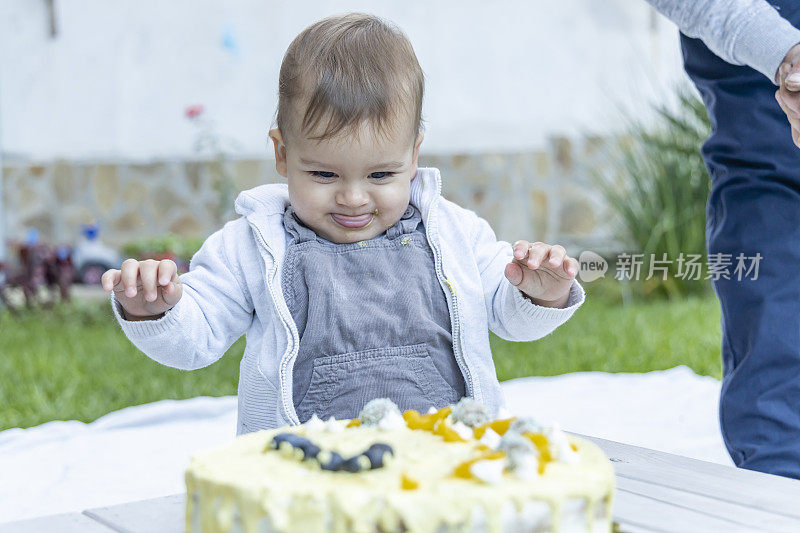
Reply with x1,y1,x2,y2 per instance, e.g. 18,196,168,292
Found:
310,171,337,180
369,172,394,180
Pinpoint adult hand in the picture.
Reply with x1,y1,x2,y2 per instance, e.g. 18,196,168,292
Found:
775,43,800,148
504,240,578,308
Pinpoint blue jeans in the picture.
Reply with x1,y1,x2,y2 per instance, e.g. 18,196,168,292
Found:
680,2,800,479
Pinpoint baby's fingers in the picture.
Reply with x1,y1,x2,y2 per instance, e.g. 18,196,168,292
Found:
526,242,550,269
139,259,160,302
545,245,567,269
512,240,531,260
157,260,177,286
101,269,121,292
120,259,141,297
157,260,182,305
564,257,579,277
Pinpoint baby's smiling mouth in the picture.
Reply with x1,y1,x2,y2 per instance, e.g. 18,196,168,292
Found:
330,212,375,229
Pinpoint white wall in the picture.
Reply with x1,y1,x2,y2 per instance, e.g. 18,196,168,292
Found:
0,0,688,160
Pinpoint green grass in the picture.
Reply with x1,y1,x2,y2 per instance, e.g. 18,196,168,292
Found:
491,293,722,381
0,285,722,431
0,300,244,431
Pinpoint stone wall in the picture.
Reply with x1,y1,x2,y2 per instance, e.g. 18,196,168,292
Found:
1,136,621,256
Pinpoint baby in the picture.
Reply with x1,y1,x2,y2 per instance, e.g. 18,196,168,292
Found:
102,13,584,434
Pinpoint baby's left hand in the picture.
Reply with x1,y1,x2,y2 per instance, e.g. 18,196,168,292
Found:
504,240,578,308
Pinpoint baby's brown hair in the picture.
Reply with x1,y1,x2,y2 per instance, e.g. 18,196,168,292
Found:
276,13,424,144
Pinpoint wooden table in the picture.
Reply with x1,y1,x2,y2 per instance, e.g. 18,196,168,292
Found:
3,434,800,532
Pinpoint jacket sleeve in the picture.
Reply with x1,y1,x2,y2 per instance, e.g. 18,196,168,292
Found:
472,214,584,342
110,223,255,370
646,0,800,83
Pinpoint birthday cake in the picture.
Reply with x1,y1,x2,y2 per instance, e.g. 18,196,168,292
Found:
185,398,615,532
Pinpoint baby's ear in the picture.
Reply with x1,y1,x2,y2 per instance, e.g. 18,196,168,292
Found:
269,128,288,177
412,132,424,167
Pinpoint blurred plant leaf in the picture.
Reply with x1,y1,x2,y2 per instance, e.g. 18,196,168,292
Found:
122,234,204,266
594,86,712,299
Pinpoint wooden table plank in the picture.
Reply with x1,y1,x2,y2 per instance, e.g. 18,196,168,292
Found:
615,477,800,533
0,512,114,533
613,489,759,533
83,493,185,533
577,433,800,521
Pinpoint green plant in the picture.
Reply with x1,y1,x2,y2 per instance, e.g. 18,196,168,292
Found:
185,105,241,223
595,87,712,299
122,234,205,268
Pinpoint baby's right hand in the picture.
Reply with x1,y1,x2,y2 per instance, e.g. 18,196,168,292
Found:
101,259,183,320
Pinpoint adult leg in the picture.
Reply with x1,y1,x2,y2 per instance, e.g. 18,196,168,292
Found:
680,5,800,479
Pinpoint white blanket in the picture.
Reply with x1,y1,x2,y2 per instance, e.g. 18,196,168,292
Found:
0,366,730,524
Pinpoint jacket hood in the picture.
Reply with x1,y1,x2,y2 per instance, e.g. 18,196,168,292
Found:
234,183,290,218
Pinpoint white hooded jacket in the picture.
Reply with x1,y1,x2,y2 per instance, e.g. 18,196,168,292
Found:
111,167,584,434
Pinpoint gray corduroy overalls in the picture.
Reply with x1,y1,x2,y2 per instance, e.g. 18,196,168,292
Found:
282,204,465,422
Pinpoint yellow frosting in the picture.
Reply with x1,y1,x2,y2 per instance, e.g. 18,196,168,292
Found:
185,415,615,533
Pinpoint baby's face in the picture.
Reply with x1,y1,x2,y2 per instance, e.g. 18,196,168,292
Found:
271,120,423,244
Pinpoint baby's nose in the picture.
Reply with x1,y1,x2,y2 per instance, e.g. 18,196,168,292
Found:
336,186,369,206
